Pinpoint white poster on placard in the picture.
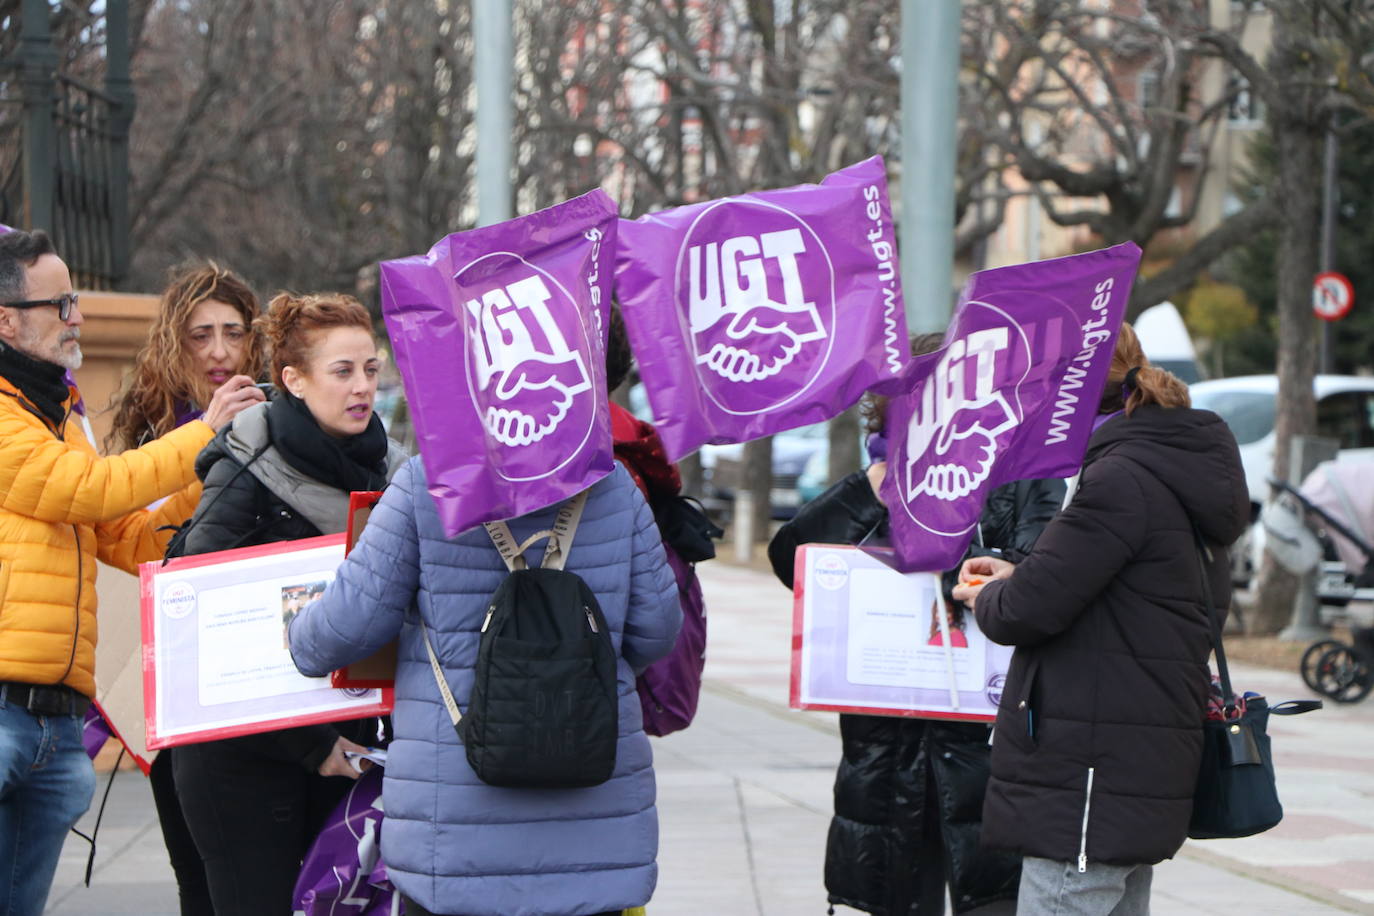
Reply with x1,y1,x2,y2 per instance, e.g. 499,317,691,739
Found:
791,544,1011,721
141,535,389,749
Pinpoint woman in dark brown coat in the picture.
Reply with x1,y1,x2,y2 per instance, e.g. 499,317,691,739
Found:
953,323,1249,915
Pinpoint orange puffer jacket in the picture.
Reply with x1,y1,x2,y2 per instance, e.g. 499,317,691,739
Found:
0,377,212,697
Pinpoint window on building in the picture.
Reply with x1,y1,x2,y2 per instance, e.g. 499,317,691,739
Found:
1138,70,1160,111
1228,77,1265,126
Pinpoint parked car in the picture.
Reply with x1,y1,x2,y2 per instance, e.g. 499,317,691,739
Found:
1190,374,1374,584
700,422,829,520
625,383,830,520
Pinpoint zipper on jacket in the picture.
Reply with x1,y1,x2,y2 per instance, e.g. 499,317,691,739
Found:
480,605,495,633
60,525,82,685
584,606,598,633
1078,766,1095,873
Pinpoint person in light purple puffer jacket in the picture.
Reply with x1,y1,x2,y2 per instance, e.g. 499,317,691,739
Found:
289,456,681,916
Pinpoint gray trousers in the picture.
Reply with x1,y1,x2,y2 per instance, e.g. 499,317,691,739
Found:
1016,856,1153,916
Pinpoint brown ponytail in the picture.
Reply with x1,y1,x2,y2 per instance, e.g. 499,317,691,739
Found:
1099,322,1191,416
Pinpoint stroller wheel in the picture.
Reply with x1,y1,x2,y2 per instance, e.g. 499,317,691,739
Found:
1302,640,1348,692
1314,646,1374,704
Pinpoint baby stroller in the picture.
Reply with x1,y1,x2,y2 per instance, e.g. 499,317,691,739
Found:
1263,465,1374,704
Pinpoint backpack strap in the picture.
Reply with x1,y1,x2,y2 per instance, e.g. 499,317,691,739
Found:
421,622,463,727
483,490,589,573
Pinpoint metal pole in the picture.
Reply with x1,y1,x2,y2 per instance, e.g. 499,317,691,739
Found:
1279,435,1340,642
105,0,135,286
900,0,961,332
474,0,513,227
1318,125,1338,375
19,0,58,233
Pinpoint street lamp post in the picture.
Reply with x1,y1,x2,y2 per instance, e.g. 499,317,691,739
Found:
474,0,514,227
900,0,961,333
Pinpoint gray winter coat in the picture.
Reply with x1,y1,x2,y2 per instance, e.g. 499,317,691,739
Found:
289,458,682,916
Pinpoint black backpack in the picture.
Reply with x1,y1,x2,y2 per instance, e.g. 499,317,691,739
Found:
421,491,619,788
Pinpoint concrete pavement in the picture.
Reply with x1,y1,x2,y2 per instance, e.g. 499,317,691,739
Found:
46,559,1374,914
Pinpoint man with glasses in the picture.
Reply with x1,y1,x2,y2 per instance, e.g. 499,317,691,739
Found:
0,229,263,915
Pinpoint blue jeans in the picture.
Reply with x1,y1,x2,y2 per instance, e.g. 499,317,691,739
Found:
0,699,95,916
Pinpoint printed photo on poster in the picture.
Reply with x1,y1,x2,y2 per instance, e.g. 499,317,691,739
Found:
280,582,327,649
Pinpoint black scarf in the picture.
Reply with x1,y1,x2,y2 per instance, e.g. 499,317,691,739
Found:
0,341,70,429
266,393,389,493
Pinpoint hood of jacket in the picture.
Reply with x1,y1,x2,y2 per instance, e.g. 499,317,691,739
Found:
197,401,406,535
1086,404,1249,547
610,402,680,502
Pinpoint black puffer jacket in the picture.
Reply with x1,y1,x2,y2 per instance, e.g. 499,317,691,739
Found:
974,405,1248,868
769,470,1065,915
171,401,406,770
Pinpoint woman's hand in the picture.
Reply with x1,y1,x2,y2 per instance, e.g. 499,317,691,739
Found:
200,375,265,431
951,555,1016,607
866,461,888,505
317,736,369,779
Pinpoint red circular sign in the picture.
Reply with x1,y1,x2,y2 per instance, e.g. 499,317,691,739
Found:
1313,271,1354,321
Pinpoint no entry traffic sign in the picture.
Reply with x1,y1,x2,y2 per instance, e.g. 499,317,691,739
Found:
1313,271,1354,321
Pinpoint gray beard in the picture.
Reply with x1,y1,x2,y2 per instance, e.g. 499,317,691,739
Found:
14,322,82,371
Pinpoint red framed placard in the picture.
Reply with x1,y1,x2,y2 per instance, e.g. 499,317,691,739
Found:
140,533,394,750
330,492,398,689
789,543,1009,722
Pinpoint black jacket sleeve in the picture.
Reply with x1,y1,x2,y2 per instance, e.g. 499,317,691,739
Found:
767,471,886,590
941,477,1065,600
975,458,1146,647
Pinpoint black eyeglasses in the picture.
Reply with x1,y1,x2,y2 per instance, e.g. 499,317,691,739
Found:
3,292,79,321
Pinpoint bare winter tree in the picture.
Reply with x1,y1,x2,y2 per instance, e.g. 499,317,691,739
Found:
512,0,964,538
1197,0,1374,633
128,0,476,297
965,0,1277,317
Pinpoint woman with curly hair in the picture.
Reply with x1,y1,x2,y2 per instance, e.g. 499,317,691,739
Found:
107,263,266,451
103,262,268,915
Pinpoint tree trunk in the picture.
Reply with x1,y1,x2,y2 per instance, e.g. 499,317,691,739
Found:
828,406,863,485
1247,50,1324,634
743,436,774,545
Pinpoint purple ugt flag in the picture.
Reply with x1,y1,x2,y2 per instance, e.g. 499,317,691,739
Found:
292,767,394,916
380,190,617,538
616,156,910,461
881,243,1142,573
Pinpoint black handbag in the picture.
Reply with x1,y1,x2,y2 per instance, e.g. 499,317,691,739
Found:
1188,526,1321,840
652,495,723,564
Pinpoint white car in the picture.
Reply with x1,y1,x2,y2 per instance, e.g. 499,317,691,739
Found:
1190,374,1374,583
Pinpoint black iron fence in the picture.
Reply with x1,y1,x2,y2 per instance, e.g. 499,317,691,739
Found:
49,73,128,289
0,0,132,289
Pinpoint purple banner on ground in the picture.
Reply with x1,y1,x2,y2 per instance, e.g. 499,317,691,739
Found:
881,243,1142,573
616,157,909,460
292,767,394,916
380,190,617,537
